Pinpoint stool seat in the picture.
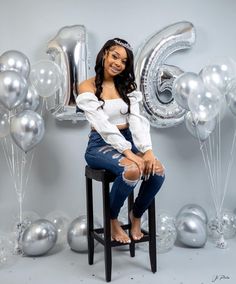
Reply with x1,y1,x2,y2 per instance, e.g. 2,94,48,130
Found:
85,165,157,282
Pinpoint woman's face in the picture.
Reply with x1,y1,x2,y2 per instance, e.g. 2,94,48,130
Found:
103,45,127,78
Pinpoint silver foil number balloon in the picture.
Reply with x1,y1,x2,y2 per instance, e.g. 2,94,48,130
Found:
10,110,45,152
22,219,57,256
135,21,196,128
0,50,30,79
46,25,88,121
176,213,207,248
0,70,28,110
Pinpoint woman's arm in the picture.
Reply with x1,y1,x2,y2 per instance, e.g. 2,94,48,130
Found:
76,90,132,153
127,91,152,153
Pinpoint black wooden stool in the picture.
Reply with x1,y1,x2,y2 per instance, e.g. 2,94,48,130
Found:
85,165,157,282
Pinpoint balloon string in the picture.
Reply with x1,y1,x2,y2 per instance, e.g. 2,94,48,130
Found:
201,141,219,214
20,151,27,200
16,145,20,196
207,134,216,193
208,133,216,193
1,138,13,177
25,150,35,186
215,113,221,217
218,112,222,215
219,122,236,211
50,87,64,115
11,139,20,194
196,126,217,210
19,151,27,223
40,98,46,116
198,135,218,214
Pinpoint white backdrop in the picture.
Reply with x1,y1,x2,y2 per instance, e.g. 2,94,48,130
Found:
1,0,236,231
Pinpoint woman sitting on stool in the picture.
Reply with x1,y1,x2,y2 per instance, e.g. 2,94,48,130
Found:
76,38,165,244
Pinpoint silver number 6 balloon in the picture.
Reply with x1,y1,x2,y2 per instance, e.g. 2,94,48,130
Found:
135,21,196,128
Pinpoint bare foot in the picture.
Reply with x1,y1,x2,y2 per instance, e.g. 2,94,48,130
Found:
129,211,144,240
111,219,131,243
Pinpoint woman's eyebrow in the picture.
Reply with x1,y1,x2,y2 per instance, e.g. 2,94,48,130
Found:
112,51,127,60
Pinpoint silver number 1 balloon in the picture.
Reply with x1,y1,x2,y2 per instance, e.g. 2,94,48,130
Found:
46,25,88,121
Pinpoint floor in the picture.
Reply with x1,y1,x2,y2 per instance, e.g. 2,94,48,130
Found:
0,238,235,284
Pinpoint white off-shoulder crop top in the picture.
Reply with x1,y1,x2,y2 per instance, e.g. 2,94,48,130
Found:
76,91,152,153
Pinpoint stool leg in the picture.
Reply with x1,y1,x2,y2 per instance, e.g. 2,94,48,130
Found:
148,200,157,273
128,192,135,257
86,176,94,265
103,180,112,282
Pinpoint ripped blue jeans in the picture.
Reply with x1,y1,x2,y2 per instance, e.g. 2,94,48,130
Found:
85,128,165,219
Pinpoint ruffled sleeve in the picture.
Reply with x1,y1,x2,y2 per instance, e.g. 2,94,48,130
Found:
76,92,132,153
127,91,152,153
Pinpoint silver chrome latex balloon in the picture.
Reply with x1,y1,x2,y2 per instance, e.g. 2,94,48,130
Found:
135,21,196,128
10,110,45,152
176,204,208,224
0,70,28,110
0,50,30,79
22,219,57,256
67,215,101,253
0,108,10,138
19,85,40,111
46,211,70,246
225,78,236,116
185,111,216,141
176,213,207,248
46,25,88,121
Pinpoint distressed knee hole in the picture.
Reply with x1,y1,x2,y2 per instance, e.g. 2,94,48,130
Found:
119,163,140,187
122,171,139,187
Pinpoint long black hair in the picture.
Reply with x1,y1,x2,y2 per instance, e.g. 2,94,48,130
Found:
94,38,137,113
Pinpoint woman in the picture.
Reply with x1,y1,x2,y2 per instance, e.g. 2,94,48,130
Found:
76,38,165,244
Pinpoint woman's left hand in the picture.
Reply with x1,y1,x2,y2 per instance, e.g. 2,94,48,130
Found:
142,150,165,179
142,150,156,178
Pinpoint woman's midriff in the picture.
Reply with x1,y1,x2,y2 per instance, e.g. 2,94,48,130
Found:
91,123,129,131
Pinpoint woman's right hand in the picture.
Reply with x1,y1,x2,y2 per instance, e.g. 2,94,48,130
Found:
122,149,145,176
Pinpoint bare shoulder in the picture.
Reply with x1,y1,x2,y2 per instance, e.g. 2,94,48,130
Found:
77,77,96,94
